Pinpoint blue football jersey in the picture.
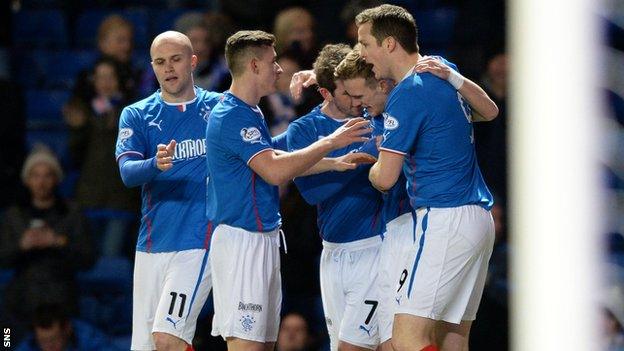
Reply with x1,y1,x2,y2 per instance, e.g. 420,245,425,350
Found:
205,92,281,232
365,112,411,226
287,106,384,243
115,87,223,252
379,57,493,210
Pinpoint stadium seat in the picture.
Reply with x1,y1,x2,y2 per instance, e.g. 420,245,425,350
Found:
12,9,69,49
149,8,189,41
74,9,150,49
25,89,70,128
78,257,133,335
415,6,458,48
35,49,98,89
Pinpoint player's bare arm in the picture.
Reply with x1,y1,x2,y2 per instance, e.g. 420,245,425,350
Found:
249,118,371,185
369,150,404,192
155,139,176,171
414,56,499,121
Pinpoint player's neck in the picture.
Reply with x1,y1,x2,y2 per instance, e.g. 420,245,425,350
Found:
161,84,196,104
229,79,261,107
391,53,422,82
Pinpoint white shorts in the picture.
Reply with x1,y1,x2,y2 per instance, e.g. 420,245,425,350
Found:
394,205,495,324
320,236,382,350
377,213,414,343
131,249,212,350
210,224,281,343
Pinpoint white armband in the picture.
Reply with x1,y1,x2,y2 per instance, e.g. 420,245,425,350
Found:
447,69,465,90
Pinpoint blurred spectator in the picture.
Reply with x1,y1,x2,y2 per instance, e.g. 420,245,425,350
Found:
71,15,145,103
0,148,95,341
63,57,139,257
173,11,233,92
15,303,121,351
277,312,314,351
273,7,319,69
340,0,383,44
474,51,508,206
0,78,26,211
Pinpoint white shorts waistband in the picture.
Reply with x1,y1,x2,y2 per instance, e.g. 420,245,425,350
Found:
322,235,382,251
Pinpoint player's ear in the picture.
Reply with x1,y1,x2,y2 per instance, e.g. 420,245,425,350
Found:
318,87,332,101
250,57,260,75
385,36,396,53
190,54,198,70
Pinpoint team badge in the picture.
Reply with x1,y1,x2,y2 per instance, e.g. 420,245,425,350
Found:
383,113,399,130
239,314,256,332
240,127,262,143
118,128,133,145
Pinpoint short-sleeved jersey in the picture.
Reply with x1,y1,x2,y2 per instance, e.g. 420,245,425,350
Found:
115,87,223,253
365,113,411,226
379,57,493,210
205,92,280,232
287,106,384,243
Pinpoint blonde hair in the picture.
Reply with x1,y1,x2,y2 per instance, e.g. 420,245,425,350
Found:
334,47,377,88
97,15,133,45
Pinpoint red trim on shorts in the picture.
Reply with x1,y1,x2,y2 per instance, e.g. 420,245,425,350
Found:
145,184,153,252
251,173,263,232
204,221,213,249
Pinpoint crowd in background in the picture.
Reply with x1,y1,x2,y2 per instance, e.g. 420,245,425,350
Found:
0,0,621,350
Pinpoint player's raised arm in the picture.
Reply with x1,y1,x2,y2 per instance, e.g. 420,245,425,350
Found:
414,56,499,121
249,117,371,185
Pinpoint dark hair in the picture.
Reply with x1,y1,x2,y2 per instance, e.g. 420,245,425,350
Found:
225,30,276,77
312,43,351,93
32,304,70,329
355,4,419,54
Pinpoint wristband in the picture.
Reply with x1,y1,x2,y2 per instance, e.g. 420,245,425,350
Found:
447,69,465,90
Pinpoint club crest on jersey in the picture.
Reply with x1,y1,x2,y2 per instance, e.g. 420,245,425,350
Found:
200,106,211,122
118,128,133,145
240,127,262,143
383,113,399,130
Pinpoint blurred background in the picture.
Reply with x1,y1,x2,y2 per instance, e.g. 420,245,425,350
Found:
0,0,620,350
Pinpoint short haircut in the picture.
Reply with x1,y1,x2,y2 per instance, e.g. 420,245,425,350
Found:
355,4,419,54
334,47,377,88
225,30,276,77
313,43,351,93
97,15,133,44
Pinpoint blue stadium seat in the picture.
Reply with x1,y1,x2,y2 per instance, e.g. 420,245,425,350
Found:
25,89,70,128
149,8,189,41
415,6,458,48
26,129,69,163
33,49,99,89
75,9,150,49
78,257,133,335
12,9,69,49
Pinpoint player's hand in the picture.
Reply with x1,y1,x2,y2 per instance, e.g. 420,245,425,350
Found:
326,118,371,150
156,140,176,171
290,70,317,102
414,56,451,80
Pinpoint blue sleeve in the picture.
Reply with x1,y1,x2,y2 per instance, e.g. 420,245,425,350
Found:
115,107,148,162
286,119,367,205
271,131,288,151
380,84,424,155
220,107,273,164
118,154,160,188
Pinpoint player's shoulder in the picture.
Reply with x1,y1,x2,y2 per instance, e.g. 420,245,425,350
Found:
196,86,224,106
431,55,459,72
121,91,161,118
